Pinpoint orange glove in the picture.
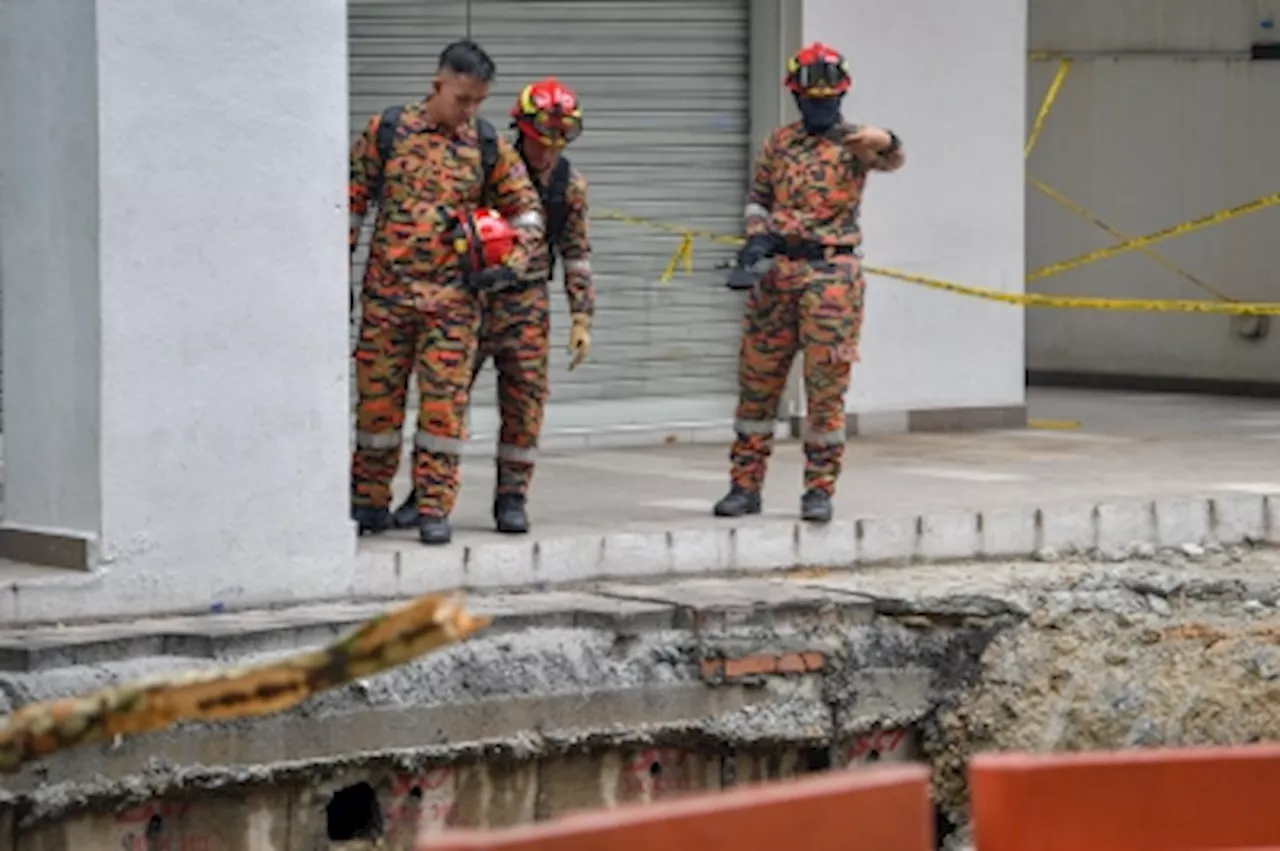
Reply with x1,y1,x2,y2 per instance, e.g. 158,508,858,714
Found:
568,313,591,370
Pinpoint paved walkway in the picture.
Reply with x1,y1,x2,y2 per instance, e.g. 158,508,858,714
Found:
3,388,1278,613
369,386,1280,545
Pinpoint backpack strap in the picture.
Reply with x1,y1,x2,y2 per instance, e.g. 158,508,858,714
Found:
545,157,572,245
372,104,405,205
374,108,498,206
541,157,573,281
476,117,500,205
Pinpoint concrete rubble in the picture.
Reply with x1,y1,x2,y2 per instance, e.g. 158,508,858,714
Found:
0,542,1278,848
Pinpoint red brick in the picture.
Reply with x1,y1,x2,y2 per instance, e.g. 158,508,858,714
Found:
722,655,778,679
776,653,807,674
699,658,724,679
419,764,933,851
971,744,1280,851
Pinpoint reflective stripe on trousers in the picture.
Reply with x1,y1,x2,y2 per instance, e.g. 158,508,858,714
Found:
804,427,845,446
355,430,401,450
414,429,465,456
497,444,537,463
734,417,777,436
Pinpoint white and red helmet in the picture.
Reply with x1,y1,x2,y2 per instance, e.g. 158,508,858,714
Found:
511,77,583,148
785,42,853,97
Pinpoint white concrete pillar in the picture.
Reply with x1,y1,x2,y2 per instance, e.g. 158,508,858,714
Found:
802,0,1028,420
0,0,355,619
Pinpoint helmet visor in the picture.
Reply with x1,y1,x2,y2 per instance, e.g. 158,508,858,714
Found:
523,111,583,147
791,60,850,96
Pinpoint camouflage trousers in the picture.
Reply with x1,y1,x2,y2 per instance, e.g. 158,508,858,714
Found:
470,284,551,496
351,284,481,517
729,255,865,495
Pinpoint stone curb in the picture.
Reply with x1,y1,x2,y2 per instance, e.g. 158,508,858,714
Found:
361,494,1280,599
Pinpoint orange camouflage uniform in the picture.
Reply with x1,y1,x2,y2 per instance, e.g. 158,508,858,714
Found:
349,100,545,517
730,120,906,495
471,163,595,496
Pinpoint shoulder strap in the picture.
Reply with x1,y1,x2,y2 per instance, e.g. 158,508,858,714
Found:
545,157,572,245
477,117,500,188
542,157,574,281
372,104,405,204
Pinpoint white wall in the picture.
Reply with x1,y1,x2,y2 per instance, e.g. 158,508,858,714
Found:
1026,0,1280,383
802,0,1028,413
0,0,356,621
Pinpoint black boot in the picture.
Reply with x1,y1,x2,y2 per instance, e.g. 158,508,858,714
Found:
391,490,420,529
419,515,453,546
713,485,762,517
352,505,391,536
800,488,833,523
493,493,530,534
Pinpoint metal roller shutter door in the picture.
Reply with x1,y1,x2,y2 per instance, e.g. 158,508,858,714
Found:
348,0,749,437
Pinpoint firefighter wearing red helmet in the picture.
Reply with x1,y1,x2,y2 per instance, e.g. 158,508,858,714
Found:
348,39,546,546
715,42,906,524
392,76,595,535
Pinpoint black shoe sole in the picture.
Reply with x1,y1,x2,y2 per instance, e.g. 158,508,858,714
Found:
713,503,762,518
495,523,530,535
800,511,833,524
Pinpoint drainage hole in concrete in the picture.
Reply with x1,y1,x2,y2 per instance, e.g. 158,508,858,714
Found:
649,761,663,777
806,747,832,772
326,781,384,841
146,814,163,839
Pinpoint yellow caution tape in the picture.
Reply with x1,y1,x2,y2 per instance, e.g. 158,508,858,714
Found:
1028,178,1240,303
1021,57,1245,303
1028,418,1083,431
597,208,1280,315
869,265,1280,315
1026,191,1280,282
660,231,695,284
597,209,743,248
1025,58,1071,160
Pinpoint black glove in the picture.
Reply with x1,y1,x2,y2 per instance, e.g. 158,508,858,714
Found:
469,265,517,292
725,234,777,291
725,266,762,291
738,234,777,269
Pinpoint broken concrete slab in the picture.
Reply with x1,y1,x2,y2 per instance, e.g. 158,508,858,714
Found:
4,545,1280,841
588,576,876,631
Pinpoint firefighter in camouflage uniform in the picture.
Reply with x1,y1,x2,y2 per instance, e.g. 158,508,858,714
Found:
714,42,906,524
349,40,546,546
393,77,596,535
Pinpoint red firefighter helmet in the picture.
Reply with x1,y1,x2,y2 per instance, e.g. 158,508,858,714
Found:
454,208,517,271
510,77,583,148
785,42,853,97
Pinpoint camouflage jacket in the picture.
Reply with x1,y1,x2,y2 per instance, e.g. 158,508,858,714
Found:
349,100,546,300
744,120,906,247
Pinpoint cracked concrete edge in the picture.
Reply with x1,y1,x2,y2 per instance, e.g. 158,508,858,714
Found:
0,593,1030,825
1,677,925,829
364,493,1280,598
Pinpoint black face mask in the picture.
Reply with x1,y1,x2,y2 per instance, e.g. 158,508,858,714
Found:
795,94,844,134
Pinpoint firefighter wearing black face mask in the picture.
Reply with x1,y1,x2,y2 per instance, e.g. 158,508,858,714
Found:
717,42,906,524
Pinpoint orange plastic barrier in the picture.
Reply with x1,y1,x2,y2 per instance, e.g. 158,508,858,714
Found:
417,764,934,851
971,745,1280,851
